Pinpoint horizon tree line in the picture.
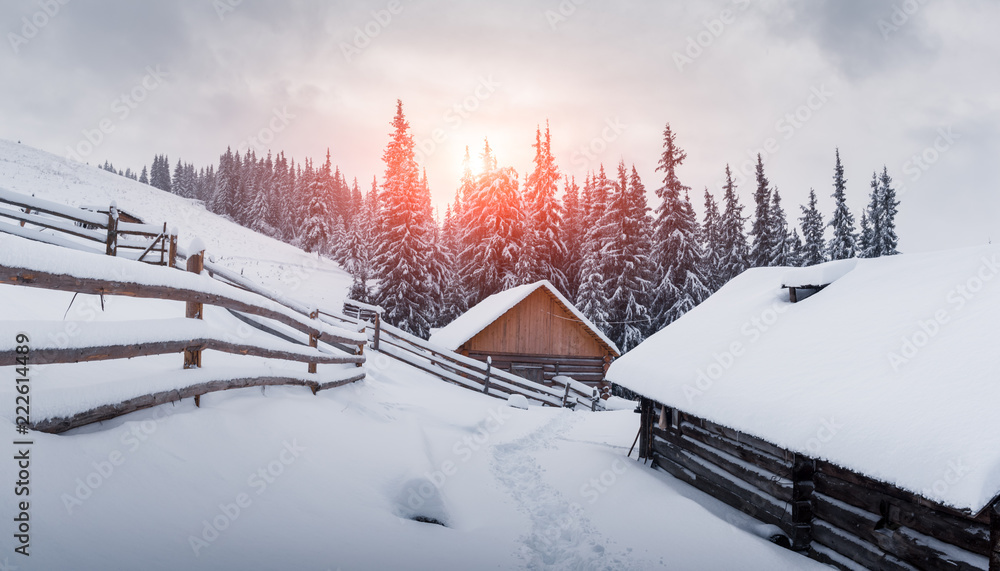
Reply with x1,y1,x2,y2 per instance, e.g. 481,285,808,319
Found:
120,100,901,352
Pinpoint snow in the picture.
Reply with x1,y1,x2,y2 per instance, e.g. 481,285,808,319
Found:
507,394,530,410
430,280,621,356
0,234,366,344
0,140,831,569
609,245,1000,513
781,257,858,287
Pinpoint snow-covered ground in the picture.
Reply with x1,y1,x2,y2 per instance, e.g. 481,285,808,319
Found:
0,141,827,569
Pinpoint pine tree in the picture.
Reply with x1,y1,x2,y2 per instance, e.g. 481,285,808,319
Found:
876,166,900,256
861,172,882,258
749,154,774,267
138,166,148,185
827,148,857,260
518,123,566,290
371,100,433,337
717,165,749,284
605,163,654,351
768,187,793,266
575,166,614,334
799,188,826,266
650,124,710,331
701,187,723,291
561,175,585,301
211,148,237,215
459,139,524,304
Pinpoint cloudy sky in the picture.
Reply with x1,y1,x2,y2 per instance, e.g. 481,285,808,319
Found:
3,0,998,253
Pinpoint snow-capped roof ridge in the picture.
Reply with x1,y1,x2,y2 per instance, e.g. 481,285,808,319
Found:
430,280,620,356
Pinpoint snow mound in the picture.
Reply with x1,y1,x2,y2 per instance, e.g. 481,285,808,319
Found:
507,394,530,410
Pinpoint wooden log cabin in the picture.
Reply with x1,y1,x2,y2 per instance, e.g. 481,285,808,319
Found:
607,247,1000,570
429,280,620,390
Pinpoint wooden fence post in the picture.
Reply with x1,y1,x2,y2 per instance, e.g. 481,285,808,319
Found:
183,248,205,369
790,453,815,552
308,310,319,374
483,356,492,394
591,387,598,411
562,380,570,407
168,233,177,268
105,203,119,256
638,398,653,460
372,313,381,351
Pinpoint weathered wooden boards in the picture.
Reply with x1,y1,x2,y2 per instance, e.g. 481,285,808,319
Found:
640,399,991,571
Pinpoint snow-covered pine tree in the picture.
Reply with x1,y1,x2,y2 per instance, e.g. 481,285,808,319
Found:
575,166,614,334
701,187,723,292
371,100,433,337
827,149,857,260
605,162,653,352
172,159,188,198
861,172,882,258
749,154,774,267
877,166,900,256
459,139,524,304
560,175,584,300
717,165,749,284
518,123,566,290
211,148,237,215
788,229,804,268
768,187,793,266
138,165,149,185
798,188,826,266
301,190,331,254
649,124,710,331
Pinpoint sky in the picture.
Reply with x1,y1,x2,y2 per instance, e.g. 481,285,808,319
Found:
2,0,998,253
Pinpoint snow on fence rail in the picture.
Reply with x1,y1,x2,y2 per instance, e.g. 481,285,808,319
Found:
0,186,176,266
0,234,368,433
341,300,603,410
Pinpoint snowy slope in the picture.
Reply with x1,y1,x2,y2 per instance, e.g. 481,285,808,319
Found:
0,141,828,570
0,138,353,313
609,247,1000,513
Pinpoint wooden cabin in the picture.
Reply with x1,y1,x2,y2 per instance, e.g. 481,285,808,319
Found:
429,280,620,389
608,247,1000,570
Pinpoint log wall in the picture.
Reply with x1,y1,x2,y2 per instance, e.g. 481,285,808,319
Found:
641,398,992,571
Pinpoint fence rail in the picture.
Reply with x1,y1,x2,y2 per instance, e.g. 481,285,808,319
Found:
344,300,603,410
0,226,368,434
0,187,175,266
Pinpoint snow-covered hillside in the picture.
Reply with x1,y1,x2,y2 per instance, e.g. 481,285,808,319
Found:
0,141,826,570
0,139,353,312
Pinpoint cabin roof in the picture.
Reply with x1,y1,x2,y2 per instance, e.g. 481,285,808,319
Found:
429,280,621,356
608,245,1000,513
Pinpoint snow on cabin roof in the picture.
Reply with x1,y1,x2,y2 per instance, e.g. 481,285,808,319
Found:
608,246,1000,513
429,280,621,356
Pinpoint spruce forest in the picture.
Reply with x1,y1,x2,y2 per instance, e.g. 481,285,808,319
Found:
112,100,902,351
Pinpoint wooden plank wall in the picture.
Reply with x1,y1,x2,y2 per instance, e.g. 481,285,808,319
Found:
466,351,607,385
641,399,990,571
463,288,608,358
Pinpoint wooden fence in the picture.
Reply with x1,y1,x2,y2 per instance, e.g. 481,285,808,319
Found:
0,188,176,266
639,400,991,570
346,301,603,410
0,239,367,433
